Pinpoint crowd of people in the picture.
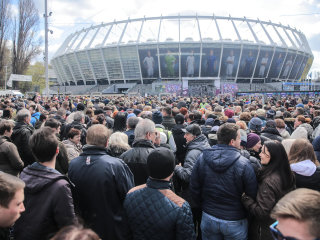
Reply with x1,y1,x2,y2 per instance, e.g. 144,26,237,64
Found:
0,93,319,240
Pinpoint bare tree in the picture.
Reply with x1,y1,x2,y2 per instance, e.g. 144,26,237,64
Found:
12,0,41,77
0,0,11,86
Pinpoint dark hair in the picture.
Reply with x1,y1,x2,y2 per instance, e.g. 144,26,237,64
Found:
162,106,172,116
44,118,61,129
260,141,295,190
127,116,140,129
67,128,81,139
113,112,127,132
29,127,59,162
289,139,318,165
96,114,106,124
217,123,239,145
0,120,14,135
50,224,100,240
0,172,25,208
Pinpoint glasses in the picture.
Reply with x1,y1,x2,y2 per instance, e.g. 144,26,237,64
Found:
270,221,319,240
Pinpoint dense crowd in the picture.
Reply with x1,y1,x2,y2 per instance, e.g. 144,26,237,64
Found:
0,94,319,240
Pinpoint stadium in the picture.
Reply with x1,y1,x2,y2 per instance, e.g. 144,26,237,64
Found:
51,15,314,96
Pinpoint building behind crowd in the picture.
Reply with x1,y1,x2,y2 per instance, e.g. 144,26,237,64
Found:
51,15,313,96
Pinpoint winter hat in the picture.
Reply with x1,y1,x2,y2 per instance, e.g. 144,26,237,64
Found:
182,124,202,136
224,109,234,118
152,111,163,124
175,114,185,125
267,110,276,119
127,113,136,119
133,109,141,116
246,133,261,149
227,118,236,123
205,118,215,126
147,147,175,179
76,103,85,111
296,103,304,108
249,117,263,132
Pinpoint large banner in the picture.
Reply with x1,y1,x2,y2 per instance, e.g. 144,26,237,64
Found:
7,74,32,87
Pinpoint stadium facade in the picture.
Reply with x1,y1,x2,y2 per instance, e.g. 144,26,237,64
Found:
51,15,313,88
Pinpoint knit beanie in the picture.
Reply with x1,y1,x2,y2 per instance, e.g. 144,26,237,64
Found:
246,133,261,149
147,148,175,179
249,117,263,132
152,111,163,124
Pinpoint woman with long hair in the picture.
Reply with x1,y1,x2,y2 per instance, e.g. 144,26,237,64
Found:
113,112,128,132
289,138,320,191
242,140,295,240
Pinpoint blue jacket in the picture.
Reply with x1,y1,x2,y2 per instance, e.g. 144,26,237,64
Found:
69,145,134,240
30,112,41,127
124,178,195,240
190,144,257,221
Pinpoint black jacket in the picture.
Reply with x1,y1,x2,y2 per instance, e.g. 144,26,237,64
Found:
162,116,176,130
261,128,283,142
11,121,35,166
190,144,258,221
171,124,187,164
120,139,156,186
14,164,76,240
124,129,135,147
69,145,134,240
294,167,320,191
124,178,195,240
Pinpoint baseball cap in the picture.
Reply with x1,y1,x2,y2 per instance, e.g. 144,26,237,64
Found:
182,124,201,136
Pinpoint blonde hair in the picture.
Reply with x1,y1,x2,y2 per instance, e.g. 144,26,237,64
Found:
86,124,111,147
236,120,247,131
108,132,130,151
271,188,320,238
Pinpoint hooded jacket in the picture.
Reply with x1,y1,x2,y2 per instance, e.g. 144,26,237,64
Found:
291,160,320,191
30,112,41,127
174,134,210,207
120,139,156,186
11,121,35,166
14,163,76,240
0,136,24,176
190,144,257,221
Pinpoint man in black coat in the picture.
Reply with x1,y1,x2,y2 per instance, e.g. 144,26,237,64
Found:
69,124,134,240
124,148,195,240
11,109,35,166
120,119,156,186
14,127,76,240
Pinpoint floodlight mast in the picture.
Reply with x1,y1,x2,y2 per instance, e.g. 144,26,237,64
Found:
44,0,49,97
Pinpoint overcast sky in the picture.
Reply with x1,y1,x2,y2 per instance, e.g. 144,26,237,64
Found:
30,0,320,71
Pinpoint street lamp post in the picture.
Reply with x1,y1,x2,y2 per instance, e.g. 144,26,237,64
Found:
4,66,7,90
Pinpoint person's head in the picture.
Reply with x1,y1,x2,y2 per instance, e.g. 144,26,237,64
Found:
246,133,261,152
44,118,61,135
289,138,318,165
67,128,81,145
147,147,175,181
0,172,25,228
217,123,240,149
183,124,201,143
127,116,140,130
134,119,157,143
281,139,296,156
161,106,172,117
0,120,14,137
16,108,31,124
249,117,263,133
73,112,85,124
275,118,286,132
86,124,111,148
30,127,59,163
174,114,185,125
50,224,100,240
152,111,163,124
107,132,130,151
259,141,294,189
271,188,320,240
294,115,305,129
113,112,128,132
256,109,266,118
